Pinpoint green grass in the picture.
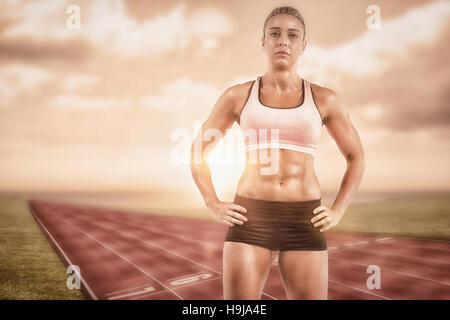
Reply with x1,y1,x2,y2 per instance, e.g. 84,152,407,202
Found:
0,192,448,299
0,195,85,299
329,193,450,240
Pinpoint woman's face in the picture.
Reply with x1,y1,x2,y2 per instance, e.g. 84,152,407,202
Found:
262,14,307,68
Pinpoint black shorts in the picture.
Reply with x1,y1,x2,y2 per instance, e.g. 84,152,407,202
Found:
225,193,327,251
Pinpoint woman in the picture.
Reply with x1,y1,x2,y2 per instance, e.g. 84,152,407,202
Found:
190,6,365,300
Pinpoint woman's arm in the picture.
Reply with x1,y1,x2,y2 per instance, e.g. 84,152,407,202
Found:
190,84,250,227
190,86,240,209
321,88,366,218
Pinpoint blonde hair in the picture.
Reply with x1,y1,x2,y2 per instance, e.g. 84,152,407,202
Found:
263,6,306,40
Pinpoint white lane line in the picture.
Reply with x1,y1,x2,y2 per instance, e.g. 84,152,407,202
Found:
333,236,450,255
45,211,185,300
105,284,152,296
375,237,395,241
83,217,222,275
107,287,155,300
166,271,211,282
399,237,450,243
28,204,98,300
132,275,278,300
332,247,450,265
329,257,450,286
74,213,279,300
132,276,224,300
85,209,223,238
107,220,218,249
378,239,450,252
345,240,371,246
260,292,278,300
328,279,391,300
329,237,395,252
72,225,185,300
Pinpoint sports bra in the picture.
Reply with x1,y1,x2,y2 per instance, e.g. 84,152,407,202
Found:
238,75,323,156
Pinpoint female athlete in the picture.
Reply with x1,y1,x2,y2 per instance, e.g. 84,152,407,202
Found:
190,6,365,300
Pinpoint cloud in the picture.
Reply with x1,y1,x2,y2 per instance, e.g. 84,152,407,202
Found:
300,1,450,83
0,64,54,90
61,73,99,91
0,64,54,105
298,1,450,132
50,94,127,109
139,77,229,167
0,77,15,106
140,77,220,118
1,0,232,57
0,37,92,63
346,28,450,131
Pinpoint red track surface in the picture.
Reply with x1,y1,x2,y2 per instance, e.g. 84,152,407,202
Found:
28,199,450,300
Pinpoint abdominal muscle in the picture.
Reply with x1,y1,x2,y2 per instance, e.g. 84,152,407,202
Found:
235,148,322,202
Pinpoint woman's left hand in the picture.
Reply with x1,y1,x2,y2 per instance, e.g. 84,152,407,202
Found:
311,206,343,232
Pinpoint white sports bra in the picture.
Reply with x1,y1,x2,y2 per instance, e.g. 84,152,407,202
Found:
238,76,324,156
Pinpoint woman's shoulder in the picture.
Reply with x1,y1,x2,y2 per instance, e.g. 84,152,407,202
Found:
221,79,256,116
310,82,339,106
223,79,255,101
309,81,339,102
309,81,342,124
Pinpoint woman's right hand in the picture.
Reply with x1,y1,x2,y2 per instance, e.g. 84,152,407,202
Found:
207,201,248,227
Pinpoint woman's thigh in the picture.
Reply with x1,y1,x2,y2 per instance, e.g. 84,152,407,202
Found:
277,250,328,300
222,241,273,300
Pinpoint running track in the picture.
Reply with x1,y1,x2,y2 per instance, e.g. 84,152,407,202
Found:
28,199,450,300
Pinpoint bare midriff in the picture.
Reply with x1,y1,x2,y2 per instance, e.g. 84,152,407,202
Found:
236,148,321,202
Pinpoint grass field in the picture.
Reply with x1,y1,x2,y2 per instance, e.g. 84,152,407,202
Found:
0,195,85,299
0,192,448,299
331,192,450,240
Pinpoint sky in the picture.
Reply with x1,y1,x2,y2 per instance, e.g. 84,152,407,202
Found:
0,0,449,207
